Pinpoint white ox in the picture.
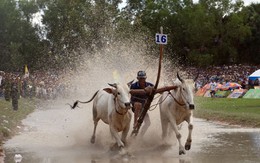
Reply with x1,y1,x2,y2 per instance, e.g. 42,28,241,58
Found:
72,83,132,154
159,73,198,155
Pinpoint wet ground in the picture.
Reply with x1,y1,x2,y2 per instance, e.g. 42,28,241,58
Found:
3,99,260,163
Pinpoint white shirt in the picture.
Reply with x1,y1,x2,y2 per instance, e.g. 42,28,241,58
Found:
210,82,217,91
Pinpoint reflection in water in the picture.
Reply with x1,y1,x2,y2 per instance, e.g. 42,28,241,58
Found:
192,130,260,163
4,115,260,163
4,129,260,163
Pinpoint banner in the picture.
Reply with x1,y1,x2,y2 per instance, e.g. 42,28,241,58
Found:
24,64,29,78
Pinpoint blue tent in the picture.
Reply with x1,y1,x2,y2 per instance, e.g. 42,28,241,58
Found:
248,69,260,81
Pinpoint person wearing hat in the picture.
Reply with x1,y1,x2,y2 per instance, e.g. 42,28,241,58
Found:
130,70,154,136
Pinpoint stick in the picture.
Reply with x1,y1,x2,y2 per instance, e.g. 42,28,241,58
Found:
131,27,164,136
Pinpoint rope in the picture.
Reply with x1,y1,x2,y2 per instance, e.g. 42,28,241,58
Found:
131,92,172,112
114,96,128,115
148,92,171,111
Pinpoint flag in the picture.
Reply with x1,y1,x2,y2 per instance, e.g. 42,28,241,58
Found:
24,64,29,78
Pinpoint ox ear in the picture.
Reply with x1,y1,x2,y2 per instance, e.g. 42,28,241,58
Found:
127,79,134,88
103,88,113,94
177,72,184,83
108,83,117,88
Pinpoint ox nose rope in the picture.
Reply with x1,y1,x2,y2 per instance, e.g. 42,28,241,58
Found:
168,90,186,107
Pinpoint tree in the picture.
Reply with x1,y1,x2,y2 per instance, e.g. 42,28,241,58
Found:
239,4,260,64
0,0,43,71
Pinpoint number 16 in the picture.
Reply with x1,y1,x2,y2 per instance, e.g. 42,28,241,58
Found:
155,34,167,45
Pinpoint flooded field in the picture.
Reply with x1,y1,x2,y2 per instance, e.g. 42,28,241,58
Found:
3,99,260,163
2,39,260,163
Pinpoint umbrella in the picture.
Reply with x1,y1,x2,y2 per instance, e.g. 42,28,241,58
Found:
220,82,241,90
202,83,223,90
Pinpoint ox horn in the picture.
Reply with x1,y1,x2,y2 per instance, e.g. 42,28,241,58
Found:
177,72,184,83
127,79,134,88
108,83,117,88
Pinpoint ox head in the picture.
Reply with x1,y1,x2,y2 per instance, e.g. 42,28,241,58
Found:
104,83,131,110
176,72,198,110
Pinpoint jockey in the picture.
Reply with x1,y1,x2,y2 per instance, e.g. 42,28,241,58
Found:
130,70,154,136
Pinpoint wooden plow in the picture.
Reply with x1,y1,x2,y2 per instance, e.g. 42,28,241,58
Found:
131,27,175,136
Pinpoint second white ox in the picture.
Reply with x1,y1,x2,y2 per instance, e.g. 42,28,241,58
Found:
159,72,198,155
72,83,132,153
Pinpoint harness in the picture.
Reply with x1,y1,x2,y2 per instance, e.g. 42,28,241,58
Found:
168,90,187,107
113,95,129,116
131,86,189,112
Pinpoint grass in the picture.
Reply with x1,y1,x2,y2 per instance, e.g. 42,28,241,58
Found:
194,97,260,128
0,98,37,142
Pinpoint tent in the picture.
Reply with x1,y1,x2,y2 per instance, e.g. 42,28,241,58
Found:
243,89,260,98
195,88,207,96
227,89,247,98
219,82,242,90
248,69,260,81
215,90,231,98
203,90,211,97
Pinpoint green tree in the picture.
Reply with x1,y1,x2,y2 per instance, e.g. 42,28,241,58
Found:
38,0,125,69
239,4,260,64
0,0,43,71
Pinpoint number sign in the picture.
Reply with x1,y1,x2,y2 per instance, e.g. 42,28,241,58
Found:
155,33,167,45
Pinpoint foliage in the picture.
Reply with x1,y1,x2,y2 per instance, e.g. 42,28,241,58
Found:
0,0,44,71
0,0,260,71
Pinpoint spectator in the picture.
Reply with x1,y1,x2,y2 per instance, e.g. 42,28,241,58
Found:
11,78,19,111
209,80,217,98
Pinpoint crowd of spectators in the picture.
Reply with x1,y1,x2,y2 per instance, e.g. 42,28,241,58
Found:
0,70,69,100
183,64,260,90
0,64,260,101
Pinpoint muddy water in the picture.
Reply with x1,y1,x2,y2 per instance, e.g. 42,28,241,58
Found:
3,99,260,163
3,42,260,162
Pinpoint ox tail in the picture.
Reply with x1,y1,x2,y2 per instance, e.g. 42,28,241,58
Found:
71,90,99,109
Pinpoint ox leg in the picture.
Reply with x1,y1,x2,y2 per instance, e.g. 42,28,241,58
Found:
160,116,169,144
110,126,124,147
169,120,185,155
121,124,130,147
121,114,131,146
185,123,193,150
140,113,151,136
110,126,126,155
91,119,99,144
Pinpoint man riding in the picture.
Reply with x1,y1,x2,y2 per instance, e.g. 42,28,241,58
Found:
130,70,154,136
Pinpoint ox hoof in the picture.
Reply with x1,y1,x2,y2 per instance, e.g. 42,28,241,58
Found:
119,147,127,155
110,143,120,151
90,136,95,144
179,150,186,155
185,144,191,150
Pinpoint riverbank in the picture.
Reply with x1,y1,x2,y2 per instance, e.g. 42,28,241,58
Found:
0,98,37,140
0,98,37,157
194,97,260,128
